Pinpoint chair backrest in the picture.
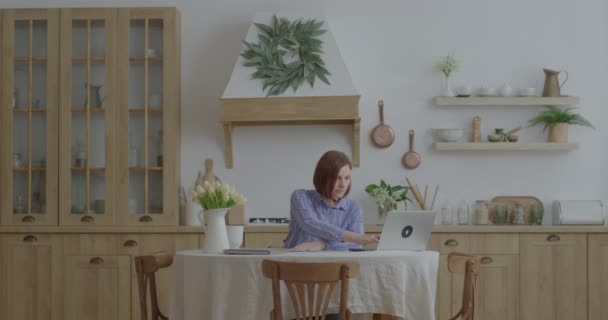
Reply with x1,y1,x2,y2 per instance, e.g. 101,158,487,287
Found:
261,260,360,320
447,252,481,320
134,252,173,320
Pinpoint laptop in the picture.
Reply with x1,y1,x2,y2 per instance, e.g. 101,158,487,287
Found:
354,210,436,251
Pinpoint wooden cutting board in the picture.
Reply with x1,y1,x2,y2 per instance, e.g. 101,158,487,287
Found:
489,196,543,224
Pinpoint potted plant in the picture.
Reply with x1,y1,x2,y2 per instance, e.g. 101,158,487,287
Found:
434,54,460,97
192,180,247,253
365,180,411,223
527,105,594,142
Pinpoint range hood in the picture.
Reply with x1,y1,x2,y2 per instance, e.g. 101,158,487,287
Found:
220,13,360,168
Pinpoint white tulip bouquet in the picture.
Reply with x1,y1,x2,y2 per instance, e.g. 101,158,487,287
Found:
191,180,247,210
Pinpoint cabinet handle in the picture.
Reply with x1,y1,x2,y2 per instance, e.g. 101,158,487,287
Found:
81,216,94,223
139,216,153,222
444,239,459,247
23,235,38,242
481,257,493,264
89,257,104,265
547,234,561,242
22,215,36,223
123,240,138,247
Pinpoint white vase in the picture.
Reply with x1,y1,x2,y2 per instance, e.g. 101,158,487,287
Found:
442,77,454,97
226,225,244,249
200,208,230,253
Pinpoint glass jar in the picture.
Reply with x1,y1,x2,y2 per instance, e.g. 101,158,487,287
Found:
513,203,526,225
456,200,469,225
494,204,508,225
13,153,22,168
530,204,544,225
473,200,489,225
439,203,453,225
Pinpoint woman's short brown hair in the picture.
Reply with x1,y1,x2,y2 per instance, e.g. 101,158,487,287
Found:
313,150,352,199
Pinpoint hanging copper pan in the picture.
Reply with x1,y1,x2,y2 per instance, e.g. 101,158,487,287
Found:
371,100,395,148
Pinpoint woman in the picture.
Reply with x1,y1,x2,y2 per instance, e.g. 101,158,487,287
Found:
285,150,380,251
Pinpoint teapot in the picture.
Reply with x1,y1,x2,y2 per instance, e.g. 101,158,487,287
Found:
542,68,568,97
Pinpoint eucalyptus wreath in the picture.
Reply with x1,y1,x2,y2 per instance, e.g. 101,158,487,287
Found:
241,15,331,96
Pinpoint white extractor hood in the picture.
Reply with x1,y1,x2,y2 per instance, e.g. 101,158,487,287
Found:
220,13,361,169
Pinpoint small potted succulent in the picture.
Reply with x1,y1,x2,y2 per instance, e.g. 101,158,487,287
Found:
527,105,594,142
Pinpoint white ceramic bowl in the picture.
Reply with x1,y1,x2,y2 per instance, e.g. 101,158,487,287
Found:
434,129,464,142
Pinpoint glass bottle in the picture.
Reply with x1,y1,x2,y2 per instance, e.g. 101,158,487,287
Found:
473,200,489,225
456,200,469,225
494,204,507,225
129,134,138,167
530,204,544,225
439,202,453,225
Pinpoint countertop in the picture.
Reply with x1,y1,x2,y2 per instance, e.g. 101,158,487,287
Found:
0,224,607,233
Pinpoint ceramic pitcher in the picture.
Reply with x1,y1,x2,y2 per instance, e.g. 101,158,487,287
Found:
542,68,568,97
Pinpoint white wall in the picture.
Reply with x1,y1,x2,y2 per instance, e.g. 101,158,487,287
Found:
5,0,608,223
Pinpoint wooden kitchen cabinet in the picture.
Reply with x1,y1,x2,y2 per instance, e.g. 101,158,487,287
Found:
244,231,287,248
588,234,608,320
63,255,131,320
119,234,199,320
0,234,62,320
520,233,587,320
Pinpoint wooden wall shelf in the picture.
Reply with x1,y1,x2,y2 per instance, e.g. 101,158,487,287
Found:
432,96,580,106
433,142,579,151
220,95,360,168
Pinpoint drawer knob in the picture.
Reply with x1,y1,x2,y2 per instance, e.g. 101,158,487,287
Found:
23,235,38,242
123,240,138,247
81,215,94,223
547,234,561,242
444,239,459,247
139,215,153,222
22,215,35,223
89,257,104,265
481,257,493,264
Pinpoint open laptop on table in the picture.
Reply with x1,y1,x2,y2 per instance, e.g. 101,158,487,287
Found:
351,210,436,252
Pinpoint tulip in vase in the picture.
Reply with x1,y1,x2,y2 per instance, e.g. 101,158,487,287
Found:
191,181,247,253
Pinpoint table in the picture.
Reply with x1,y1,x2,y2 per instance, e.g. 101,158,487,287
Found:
170,250,439,320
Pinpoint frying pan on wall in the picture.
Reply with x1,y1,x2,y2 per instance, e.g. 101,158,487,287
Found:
370,100,395,148
402,129,421,169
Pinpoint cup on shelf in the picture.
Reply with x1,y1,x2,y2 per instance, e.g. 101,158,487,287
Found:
94,200,105,214
499,84,513,97
454,85,472,97
477,87,497,97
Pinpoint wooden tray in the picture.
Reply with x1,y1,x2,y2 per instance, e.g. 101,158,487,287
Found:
489,196,543,225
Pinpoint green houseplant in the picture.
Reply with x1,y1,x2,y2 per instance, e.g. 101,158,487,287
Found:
365,180,411,222
527,105,594,142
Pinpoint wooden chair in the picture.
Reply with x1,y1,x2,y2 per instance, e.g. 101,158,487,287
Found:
134,252,173,320
448,252,481,320
261,260,360,320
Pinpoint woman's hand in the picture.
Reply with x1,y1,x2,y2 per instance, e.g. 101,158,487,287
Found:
290,240,327,252
359,234,381,245
341,231,380,245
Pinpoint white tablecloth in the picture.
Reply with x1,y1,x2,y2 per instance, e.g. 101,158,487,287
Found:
170,250,439,320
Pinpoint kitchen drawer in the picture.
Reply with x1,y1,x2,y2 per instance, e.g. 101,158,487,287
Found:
469,234,518,254
63,234,121,255
428,233,470,253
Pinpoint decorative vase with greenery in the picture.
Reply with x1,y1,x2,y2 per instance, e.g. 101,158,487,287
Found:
365,180,411,223
192,181,247,253
527,105,594,142
434,54,460,97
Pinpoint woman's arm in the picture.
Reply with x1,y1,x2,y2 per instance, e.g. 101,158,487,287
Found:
290,190,346,242
324,203,379,250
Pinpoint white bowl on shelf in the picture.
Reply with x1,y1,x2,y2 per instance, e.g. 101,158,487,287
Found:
433,129,464,142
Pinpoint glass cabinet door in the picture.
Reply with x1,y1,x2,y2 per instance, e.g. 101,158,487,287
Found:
59,9,116,225
118,8,179,225
1,9,59,225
